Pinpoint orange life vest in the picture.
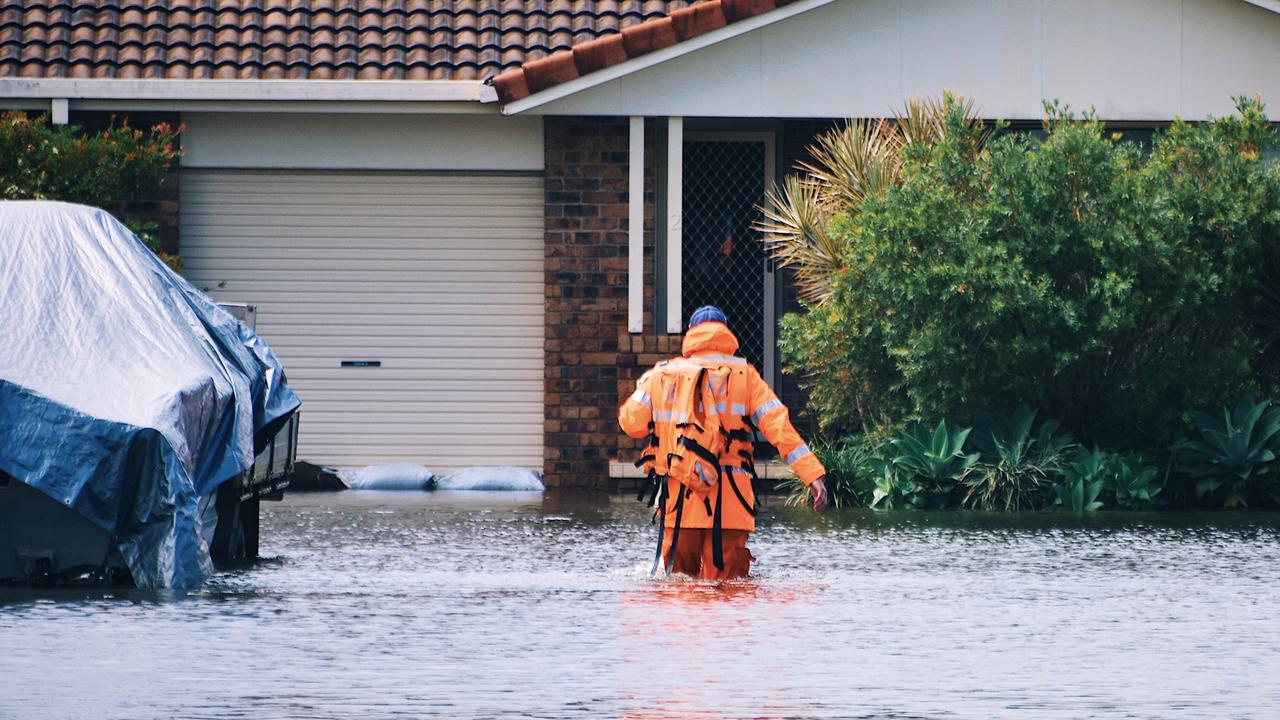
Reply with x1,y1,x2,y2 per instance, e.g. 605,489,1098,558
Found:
620,322,828,575
635,356,756,574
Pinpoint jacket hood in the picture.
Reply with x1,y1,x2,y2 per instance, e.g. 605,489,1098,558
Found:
682,321,740,358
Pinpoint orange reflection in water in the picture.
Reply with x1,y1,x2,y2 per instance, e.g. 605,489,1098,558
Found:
612,576,826,720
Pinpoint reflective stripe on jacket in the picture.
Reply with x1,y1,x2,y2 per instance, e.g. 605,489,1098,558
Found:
619,321,827,532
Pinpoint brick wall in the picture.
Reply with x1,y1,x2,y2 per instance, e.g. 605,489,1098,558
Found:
543,116,659,488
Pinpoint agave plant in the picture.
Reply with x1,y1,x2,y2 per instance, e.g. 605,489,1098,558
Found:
963,404,1075,510
886,420,976,509
754,92,989,305
1109,451,1162,511
890,420,978,481
1054,446,1107,512
869,456,919,510
1173,395,1280,508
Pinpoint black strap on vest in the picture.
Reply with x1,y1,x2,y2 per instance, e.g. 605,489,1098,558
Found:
663,486,686,577
650,476,669,576
726,468,757,516
677,435,720,468
711,473,725,571
637,469,661,506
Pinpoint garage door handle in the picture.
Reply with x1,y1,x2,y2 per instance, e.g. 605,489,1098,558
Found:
340,360,381,368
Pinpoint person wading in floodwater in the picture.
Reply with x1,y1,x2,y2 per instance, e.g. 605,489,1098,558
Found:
619,305,828,580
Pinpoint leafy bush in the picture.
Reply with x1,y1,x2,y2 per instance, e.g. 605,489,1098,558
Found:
1173,395,1280,508
1107,452,1163,510
890,420,978,482
1055,446,1108,512
867,457,919,510
1054,446,1164,511
781,435,881,508
963,405,1074,510
0,111,183,268
771,96,1280,447
880,420,977,508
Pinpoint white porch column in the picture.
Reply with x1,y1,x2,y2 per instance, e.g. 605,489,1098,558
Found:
665,116,683,334
628,116,644,333
50,98,69,125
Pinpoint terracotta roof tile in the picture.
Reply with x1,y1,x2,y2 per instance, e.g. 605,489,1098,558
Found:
493,0,786,104
1,0,696,81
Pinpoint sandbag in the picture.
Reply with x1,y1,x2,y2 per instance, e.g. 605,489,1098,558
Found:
339,464,436,491
437,466,544,491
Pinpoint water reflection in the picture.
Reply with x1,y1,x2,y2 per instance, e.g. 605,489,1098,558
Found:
2,491,1278,719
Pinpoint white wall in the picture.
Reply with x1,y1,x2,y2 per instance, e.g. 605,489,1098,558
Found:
182,112,544,170
530,0,1280,120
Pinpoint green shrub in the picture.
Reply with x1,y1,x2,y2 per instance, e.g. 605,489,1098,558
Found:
1107,452,1163,510
963,404,1074,510
881,420,977,508
781,435,881,508
1173,395,1280,508
1055,446,1108,512
889,420,978,482
1054,446,1164,511
868,456,919,510
0,111,183,268
772,96,1280,448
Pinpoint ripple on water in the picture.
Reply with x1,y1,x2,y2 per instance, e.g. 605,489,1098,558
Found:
2,493,1279,719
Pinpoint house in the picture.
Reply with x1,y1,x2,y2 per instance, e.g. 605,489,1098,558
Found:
4,0,1279,488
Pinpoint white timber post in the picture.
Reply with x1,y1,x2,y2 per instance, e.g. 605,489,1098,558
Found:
628,116,644,334
50,98,69,125
665,116,683,334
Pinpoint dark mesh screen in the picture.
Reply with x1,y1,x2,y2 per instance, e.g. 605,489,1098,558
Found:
681,140,767,369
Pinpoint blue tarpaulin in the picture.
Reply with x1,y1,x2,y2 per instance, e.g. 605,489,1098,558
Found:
0,201,300,589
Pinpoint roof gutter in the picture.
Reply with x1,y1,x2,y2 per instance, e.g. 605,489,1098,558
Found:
0,79,498,112
1243,0,1280,12
501,0,837,116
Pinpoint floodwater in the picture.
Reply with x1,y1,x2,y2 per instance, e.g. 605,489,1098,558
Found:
2,492,1279,720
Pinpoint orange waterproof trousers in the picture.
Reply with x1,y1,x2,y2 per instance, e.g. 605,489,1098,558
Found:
661,527,754,580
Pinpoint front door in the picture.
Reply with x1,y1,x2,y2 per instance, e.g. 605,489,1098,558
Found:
681,134,776,378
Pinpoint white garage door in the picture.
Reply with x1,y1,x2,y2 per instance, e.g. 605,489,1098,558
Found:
180,170,544,471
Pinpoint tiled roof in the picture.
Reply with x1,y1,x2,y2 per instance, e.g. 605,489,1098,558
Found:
492,0,792,103
0,1,695,81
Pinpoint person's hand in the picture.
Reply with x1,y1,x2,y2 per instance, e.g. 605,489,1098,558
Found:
810,477,829,513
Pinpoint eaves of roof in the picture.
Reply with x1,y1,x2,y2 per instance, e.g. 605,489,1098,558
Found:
1243,0,1280,13
492,0,834,114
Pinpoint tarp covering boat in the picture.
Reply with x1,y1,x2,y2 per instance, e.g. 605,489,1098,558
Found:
0,201,300,589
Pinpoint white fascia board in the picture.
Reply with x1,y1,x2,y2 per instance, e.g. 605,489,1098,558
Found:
1243,0,1280,13
501,0,837,116
67,99,500,115
0,79,496,104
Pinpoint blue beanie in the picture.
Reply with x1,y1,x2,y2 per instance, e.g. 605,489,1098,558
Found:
688,305,728,329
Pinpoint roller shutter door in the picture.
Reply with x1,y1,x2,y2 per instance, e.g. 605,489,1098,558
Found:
180,171,544,471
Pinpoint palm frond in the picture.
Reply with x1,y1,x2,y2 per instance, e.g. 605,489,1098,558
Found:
896,93,991,152
797,117,903,208
753,92,991,306
754,176,843,304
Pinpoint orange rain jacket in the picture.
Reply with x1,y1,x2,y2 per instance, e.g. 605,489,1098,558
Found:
618,322,826,533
